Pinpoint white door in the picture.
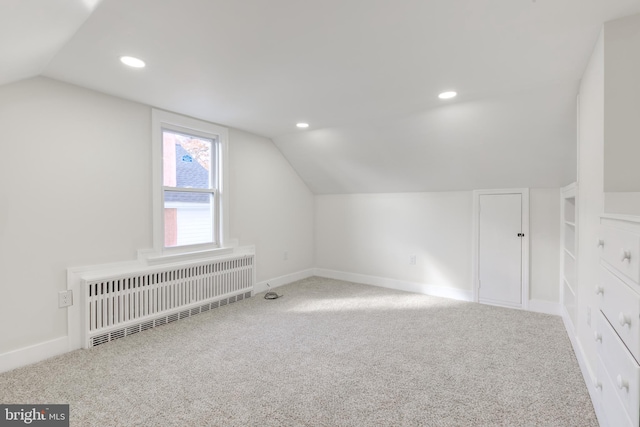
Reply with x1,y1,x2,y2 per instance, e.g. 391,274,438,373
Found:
478,193,523,307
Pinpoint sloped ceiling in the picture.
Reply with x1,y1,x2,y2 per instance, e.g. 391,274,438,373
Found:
4,0,640,193
0,0,102,86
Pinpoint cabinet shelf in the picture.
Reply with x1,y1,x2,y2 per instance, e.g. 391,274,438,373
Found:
564,248,576,260
561,183,578,329
563,277,575,296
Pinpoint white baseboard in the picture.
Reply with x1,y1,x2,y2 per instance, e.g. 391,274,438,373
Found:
561,306,607,427
313,268,474,302
0,337,69,374
2,268,316,374
254,268,316,294
528,299,561,316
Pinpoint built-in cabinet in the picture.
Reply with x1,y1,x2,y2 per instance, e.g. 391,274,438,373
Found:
561,183,578,329
594,215,640,427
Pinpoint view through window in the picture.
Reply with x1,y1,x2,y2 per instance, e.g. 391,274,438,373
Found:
162,130,217,247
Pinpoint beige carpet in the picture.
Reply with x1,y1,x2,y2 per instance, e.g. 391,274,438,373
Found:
0,277,597,426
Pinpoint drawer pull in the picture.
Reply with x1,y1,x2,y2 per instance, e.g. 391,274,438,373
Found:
619,312,632,327
620,248,632,263
617,374,630,392
594,331,602,342
595,286,604,295
597,239,604,248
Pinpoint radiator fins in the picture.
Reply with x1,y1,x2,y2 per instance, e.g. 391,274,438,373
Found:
85,255,255,338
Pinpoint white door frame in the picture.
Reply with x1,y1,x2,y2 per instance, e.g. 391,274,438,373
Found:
472,188,530,309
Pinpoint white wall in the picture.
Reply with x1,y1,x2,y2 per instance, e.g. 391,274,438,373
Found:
604,192,640,215
576,30,605,375
602,13,640,216
229,128,314,283
315,192,473,292
315,190,560,303
0,77,152,354
603,13,640,193
0,77,315,355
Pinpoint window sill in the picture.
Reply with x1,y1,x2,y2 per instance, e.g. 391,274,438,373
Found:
138,246,241,266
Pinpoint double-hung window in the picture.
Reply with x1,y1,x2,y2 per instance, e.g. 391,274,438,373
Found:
152,109,228,254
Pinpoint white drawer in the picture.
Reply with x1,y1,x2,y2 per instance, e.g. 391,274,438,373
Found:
597,265,640,362
599,225,640,284
596,357,634,427
595,312,640,425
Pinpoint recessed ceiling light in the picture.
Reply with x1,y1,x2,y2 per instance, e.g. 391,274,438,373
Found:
120,56,146,68
296,123,309,128
438,91,457,99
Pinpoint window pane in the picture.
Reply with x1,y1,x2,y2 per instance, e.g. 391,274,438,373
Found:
163,130,212,189
164,191,214,247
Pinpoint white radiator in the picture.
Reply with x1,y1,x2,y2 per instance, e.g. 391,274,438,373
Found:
81,254,254,348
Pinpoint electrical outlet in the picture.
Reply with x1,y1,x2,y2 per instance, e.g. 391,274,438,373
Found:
409,254,416,265
58,290,73,308
283,251,289,261
586,306,591,326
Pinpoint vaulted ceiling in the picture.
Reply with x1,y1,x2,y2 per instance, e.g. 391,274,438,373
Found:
3,0,639,193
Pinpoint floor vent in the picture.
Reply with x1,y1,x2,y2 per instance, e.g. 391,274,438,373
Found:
83,254,254,348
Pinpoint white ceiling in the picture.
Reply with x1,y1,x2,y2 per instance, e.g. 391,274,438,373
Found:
4,0,640,193
0,0,102,86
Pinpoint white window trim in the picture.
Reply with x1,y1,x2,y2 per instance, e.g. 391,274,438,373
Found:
151,109,230,257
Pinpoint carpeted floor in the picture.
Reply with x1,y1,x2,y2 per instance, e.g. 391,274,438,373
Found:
0,277,597,426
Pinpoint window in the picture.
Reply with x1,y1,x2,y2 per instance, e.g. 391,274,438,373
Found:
152,109,229,254
163,129,215,247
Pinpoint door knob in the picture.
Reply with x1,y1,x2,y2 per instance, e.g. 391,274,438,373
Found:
621,249,631,263
619,312,631,327
617,374,630,392
593,378,602,390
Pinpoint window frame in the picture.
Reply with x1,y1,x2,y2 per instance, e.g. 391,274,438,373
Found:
152,109,229,256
